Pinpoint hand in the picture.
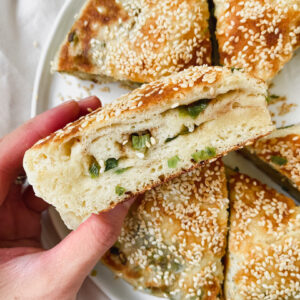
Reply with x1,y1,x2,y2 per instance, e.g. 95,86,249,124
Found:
0,97,134,300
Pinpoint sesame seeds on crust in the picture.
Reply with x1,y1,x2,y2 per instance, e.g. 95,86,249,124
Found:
227,172,300,299
55,0,212,83
250,133,300,190
102,159,228,299
215,0,300,82
32,66,265,149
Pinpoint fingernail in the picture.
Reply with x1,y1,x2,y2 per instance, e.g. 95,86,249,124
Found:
121,198,135,209
78,96,98,103
61,99,75,105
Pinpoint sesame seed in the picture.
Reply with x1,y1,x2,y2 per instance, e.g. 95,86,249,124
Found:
150,137,156,145
136,152,144,159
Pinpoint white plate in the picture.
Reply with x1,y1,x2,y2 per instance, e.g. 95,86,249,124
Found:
32,0,300,299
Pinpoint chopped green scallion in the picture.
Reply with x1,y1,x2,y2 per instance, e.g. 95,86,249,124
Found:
192,147,216,162
178,99,210,119
89,161,100,178
105,158,118,171
115,185,126,196
271,155,287,166
115,167,132,174
132,133,150,150
168,155,180,168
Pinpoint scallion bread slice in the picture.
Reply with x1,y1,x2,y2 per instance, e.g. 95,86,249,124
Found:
23,66,273,229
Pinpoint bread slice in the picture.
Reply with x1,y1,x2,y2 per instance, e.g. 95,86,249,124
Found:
214,0,300,82
23,66,273,229
241,124,300,202
102,159,228,300
53,0,211,83
225,171,300,300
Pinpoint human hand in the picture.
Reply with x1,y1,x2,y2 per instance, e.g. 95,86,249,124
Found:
0,97,134,300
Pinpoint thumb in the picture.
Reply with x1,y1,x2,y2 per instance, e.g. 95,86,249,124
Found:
44,198,134,285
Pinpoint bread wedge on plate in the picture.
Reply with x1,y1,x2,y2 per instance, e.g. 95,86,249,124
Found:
103,159,228,300
53,0,212,83
23,66,273,229
241,124,300,202
214,0,300,82
225,170,300,300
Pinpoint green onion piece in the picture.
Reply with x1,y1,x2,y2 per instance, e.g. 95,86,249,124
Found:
266,94,280,104
270,94,279,99
279,124,294,129
165,136,178,143
171,261,183,273
231,67,242,73
271,155,287,166
168,155,180,168
192,146,216,162
165,125,189,143
115,185,126,196
89,161,100,178
105,158,118,171
115,167,132,174
178,99,210,119
132,134,150,150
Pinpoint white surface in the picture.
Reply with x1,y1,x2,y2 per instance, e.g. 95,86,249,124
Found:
33,0,300,299
0,1,107,299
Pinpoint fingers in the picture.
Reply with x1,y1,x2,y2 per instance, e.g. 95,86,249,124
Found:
78,96,102,116
0,97,101,205
23,186,49,213
45,198,134,285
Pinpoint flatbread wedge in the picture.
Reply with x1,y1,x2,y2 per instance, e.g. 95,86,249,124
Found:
241,124,300,202
225,170,300,300
214,0,300,82
53,0,212,83
23,66,273,230
103,159,228,300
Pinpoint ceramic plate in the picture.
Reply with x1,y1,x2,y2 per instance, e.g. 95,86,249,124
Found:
32,0,300,299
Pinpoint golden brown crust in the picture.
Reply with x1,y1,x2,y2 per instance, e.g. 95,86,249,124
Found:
214,0,300,82
225,171,300,299
102,159,228,299
55,0,212,83
248,133,300,191
31,66,266,149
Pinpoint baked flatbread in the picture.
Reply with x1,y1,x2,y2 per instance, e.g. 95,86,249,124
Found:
241,124,300,202
225,171,300,300
214,0,300,82
53,0,212,83
23,66,273,230
103,159,228,300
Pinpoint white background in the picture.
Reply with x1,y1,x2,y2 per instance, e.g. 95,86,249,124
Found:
0,1,107,299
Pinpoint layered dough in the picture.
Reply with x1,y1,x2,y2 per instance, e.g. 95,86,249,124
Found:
23,66,273,229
